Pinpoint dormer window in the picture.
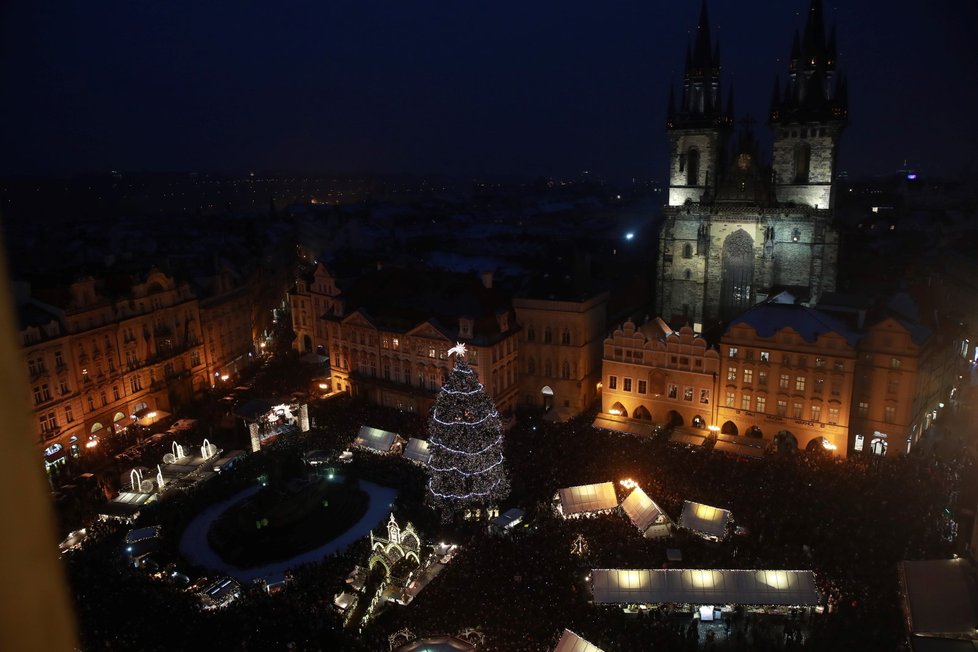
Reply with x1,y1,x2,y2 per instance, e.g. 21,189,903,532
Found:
459,317,474,339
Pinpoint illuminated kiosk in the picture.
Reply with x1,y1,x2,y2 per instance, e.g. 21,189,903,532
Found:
234,398,306,451
678,500,733,542
555,482,618,519
402,437,432,466
553,629,605,652
354,425,406,455
590,568,821,619
337,515,458,629
620,485,674,539
389,630,478,652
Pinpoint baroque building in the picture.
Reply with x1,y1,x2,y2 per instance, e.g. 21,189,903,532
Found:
657,0,847,326
294,264,519,418
513,279,608,421
596,320,719,436
18,271,208,473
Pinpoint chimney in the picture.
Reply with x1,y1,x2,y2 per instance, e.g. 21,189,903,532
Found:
481,271,493,289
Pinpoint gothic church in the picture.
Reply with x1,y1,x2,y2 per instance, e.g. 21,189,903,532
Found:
656,0,848,327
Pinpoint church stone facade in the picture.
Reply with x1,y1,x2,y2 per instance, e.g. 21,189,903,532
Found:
657,0,848,327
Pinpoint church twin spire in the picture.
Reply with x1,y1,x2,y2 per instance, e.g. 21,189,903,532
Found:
667,0,732,130
770,0,848,124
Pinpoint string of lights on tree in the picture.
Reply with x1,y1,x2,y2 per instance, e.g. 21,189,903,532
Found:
426,342,510,516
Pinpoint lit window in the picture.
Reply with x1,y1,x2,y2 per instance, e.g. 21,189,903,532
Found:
795,376,806,392
776,400,787,417
728,347,738,358
741,394,751,410
700,389,710,404
742,368,753,384
608,376,618,390
810,405,822,421
668,384,678,399
858,401,869,417
760,351,769,362
756,396,766,413
727,366,737,381
779,374,789,389
828,407,840,424
637,380,647,394
792,403,803,419
725,391,735,407
683,387,693,401
890,357,901,369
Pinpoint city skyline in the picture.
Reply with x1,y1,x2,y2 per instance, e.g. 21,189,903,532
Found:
2,0,976,181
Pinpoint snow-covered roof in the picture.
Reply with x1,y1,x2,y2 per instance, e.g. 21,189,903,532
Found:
558,482,618,516
679,500,732,540
591,569,820,606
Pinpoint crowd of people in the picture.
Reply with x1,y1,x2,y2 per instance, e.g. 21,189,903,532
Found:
59,362,976,651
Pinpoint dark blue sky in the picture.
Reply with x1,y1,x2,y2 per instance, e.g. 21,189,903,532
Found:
1,1,976,181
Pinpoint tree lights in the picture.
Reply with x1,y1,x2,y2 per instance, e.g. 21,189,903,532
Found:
427,343,509,517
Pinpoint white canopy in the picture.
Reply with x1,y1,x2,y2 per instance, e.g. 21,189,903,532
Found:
899,559,978,637
558,482,618,516
620,486,670,534
355,425,399,453
679,500,732,540
592,416,652,436
713,439,766,459
553,628,605,652
591,569,820,606
403,437,432,465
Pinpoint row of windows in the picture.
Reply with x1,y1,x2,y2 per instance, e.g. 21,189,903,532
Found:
723,391,843,423
726,368,849,395
527,326,572,345
607,375,647,395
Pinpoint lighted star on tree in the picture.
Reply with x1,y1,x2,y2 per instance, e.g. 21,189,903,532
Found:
447,341,467,358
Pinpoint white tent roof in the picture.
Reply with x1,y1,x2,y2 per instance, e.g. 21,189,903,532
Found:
592,416,652,436
679,500,732,539
558,482,618,516
403,437,432,464
591,569,820,606
713,439,766,459
620,486,669,533
355,425,399,452
553,628,605,652
899,559,978,637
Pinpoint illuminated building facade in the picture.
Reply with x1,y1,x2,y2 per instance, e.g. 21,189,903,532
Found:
197,265,259,388
18,271,207,472
288,260,339,356
598,320,720,433
657,0,846,326
716,301,857,454
303,265,519,417
513,289,608,420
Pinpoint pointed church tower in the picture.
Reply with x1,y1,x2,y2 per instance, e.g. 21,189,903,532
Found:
770,0,847,208
666,0,732,206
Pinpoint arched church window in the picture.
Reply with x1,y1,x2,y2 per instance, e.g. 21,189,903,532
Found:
682,243,693,259
686,148,700,186
684,269,692,280
793,142,811,183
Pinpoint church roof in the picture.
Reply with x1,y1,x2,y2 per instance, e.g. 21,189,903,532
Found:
727,301,860,347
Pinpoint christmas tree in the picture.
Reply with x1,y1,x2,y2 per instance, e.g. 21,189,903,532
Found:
427,342,510,517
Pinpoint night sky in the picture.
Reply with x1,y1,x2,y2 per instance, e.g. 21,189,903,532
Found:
1,1,976,181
